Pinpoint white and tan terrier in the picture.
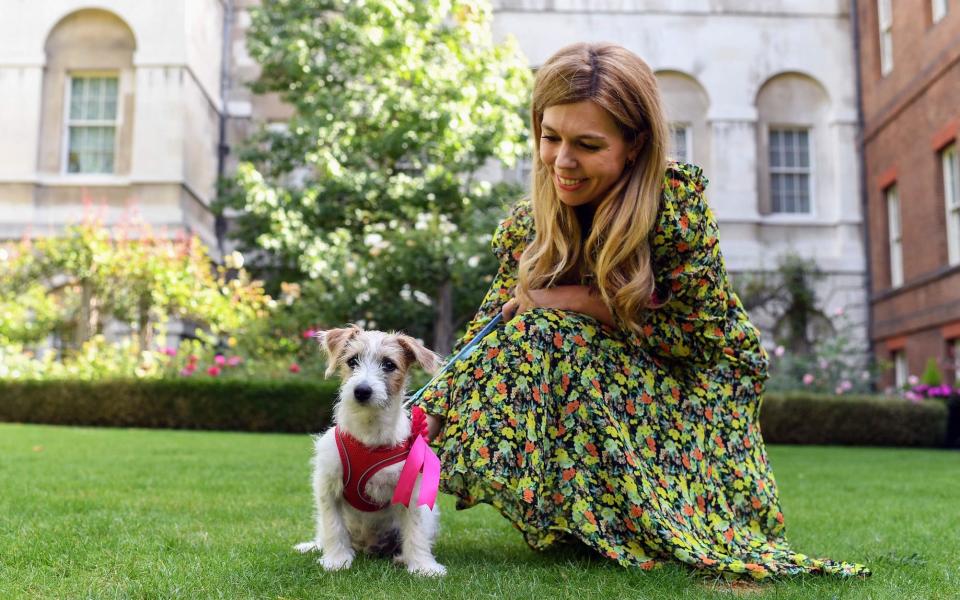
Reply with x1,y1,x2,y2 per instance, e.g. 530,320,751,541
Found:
294,325,446,576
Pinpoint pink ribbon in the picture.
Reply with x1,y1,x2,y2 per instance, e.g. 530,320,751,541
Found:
391,407,441,510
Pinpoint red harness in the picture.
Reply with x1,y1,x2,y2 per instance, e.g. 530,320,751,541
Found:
334,408,430,512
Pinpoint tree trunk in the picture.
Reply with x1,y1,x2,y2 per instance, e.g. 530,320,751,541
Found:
75,279,93,347
137,293,151,352
433,279,454,356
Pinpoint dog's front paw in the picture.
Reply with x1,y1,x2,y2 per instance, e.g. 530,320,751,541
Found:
406,559,446,577
294,541,319,554
319,550,355,571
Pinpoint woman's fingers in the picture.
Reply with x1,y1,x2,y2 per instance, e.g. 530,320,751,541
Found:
502,297,518,320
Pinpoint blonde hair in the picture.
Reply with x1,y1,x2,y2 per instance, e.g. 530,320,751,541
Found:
517,42,668,333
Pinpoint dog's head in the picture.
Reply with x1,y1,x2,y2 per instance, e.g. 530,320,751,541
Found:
317,325,440,408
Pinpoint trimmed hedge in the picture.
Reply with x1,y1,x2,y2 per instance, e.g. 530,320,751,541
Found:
760,392,948,447
0,379,339,433
0,381,950,446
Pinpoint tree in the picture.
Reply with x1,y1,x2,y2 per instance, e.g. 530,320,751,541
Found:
734,253,834,355
0,215,271,354
218,0,532,354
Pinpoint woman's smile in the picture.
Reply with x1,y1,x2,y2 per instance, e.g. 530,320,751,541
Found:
555,173,588,191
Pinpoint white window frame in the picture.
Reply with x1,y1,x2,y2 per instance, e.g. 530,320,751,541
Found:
886,184,903,287
669,122,692,164
893,349,908,388
942,144,960,266
932,0,949,23
768,126,814,215
878,0,894,76
61,71,121,175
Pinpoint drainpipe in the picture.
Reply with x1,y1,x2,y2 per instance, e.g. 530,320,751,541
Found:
215,0,234,259
851,0,876,385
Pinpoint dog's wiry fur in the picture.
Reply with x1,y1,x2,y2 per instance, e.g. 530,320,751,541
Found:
294,326,446,576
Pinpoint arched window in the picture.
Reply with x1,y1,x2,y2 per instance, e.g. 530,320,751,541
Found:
655,71,709,169
38,9,136,176
755,73,830,215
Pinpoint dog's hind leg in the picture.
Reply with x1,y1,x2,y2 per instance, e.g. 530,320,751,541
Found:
396,503,445,577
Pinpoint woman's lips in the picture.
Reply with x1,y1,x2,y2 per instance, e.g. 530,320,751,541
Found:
555,173,587,192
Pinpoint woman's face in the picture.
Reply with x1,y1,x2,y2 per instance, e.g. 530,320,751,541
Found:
539,100,639,208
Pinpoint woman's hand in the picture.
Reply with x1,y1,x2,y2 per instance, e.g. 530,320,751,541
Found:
502,286,615,327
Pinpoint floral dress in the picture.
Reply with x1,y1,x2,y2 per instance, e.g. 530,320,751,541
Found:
417,162,869,579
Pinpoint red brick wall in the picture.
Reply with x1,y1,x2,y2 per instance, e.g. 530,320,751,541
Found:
857,0,960,386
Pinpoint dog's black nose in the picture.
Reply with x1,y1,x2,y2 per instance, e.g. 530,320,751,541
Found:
353,384,373,403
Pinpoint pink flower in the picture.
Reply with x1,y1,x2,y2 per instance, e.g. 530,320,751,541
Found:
214,354,226,366
226,356,243,367
180,366,195,377
840,380,852,392
907,375,919,386
905,391,921,403
834,307,845,317
207,366,221,377
188,354,199,364
774,345,785,358
302,328,317,340
162,347,177,357
289,363,301,374
835,385,845,395
818,359,829,370
802,373,815,385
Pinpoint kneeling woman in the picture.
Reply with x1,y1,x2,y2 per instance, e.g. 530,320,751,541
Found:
417,42,868,579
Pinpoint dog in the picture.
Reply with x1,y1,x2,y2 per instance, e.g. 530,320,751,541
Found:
294,325,446,576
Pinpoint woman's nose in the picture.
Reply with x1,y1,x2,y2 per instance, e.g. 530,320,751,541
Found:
555,145,577,170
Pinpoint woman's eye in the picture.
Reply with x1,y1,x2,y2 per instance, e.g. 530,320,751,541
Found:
580,143,600,151
382,359,397,372
346,356,359,369
541,135,559,142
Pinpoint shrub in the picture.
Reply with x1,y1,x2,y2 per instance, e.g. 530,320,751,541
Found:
0,378,339,433
0,381,949,447
760,392,947,447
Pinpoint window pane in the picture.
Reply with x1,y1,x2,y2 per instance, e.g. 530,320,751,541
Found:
798,131,809,167
68,126,115,173
670,125,688,163
769,130,782,167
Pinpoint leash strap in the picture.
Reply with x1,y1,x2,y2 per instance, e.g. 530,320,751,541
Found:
404,312,504,408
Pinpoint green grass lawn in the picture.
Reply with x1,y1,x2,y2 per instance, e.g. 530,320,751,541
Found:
1,423,957,599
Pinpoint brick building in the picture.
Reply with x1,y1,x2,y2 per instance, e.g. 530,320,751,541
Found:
855,0,960,386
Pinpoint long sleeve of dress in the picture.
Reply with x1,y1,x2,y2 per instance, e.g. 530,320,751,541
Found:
634,165,765,374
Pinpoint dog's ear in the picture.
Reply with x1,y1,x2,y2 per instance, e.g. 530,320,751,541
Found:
397,335,441,375
318,325,361,378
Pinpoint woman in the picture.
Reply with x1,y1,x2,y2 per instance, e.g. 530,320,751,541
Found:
418,42,868,579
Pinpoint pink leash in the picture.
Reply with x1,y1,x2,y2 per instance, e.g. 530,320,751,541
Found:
394,314,504,510
391,406,441,510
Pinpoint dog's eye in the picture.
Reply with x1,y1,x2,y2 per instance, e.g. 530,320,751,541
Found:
381,359,397,372
345,356,359,369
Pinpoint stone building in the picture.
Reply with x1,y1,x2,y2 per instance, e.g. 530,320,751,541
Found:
854,0,960,385
0,0,869,353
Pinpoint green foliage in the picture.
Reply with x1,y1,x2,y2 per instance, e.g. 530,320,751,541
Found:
760,392,947,447
0,378,338,432
217,0,532,352
0,215,279,379
735,253,833,355
920,358,943,386
765,309,884,395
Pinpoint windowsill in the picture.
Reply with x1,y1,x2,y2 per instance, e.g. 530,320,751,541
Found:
871,263,960,302
39,174,130,187
758,213,820,224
